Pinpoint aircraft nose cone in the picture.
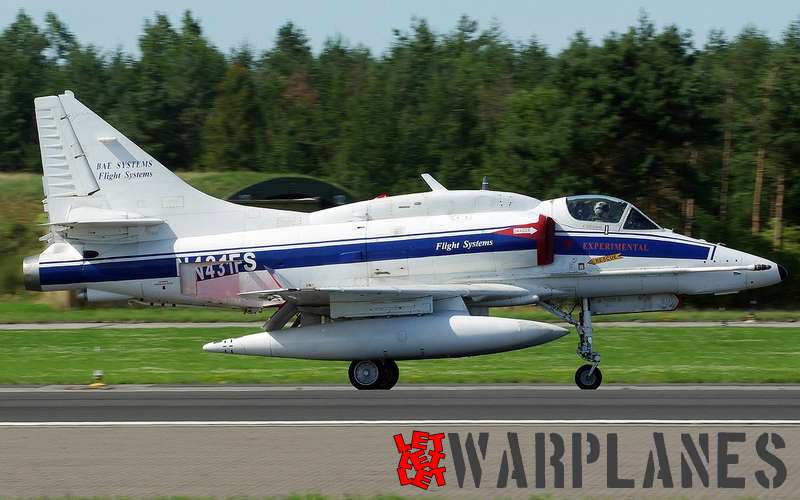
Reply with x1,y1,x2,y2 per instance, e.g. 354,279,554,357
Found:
778,264,789,282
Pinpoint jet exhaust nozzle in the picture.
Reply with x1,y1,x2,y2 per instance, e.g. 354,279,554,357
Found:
22,255,41,291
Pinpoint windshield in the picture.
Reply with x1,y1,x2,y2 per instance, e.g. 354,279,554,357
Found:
566,196,628,223
623,207,660,230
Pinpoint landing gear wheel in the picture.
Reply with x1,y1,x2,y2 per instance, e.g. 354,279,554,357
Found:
348,359,400,390
539,299,605,389
575,364,602,390
348,360,382,390
380,360,399,390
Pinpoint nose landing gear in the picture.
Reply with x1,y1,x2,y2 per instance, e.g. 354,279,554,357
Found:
575,363,602,390
540,298,603,390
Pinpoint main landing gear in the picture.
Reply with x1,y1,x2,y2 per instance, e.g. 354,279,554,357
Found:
348,359,399,390
540,298,603,390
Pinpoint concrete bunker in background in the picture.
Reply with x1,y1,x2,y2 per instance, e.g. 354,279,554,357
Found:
227,176,356,212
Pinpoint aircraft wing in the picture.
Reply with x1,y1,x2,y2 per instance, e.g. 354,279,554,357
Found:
240,283,529,308
576,263,771,277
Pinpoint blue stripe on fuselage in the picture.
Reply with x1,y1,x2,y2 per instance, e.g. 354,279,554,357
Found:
38,230,712,287
39,231,534,286
554,235,710,260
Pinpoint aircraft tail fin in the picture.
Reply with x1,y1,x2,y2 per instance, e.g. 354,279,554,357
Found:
34,91,306,239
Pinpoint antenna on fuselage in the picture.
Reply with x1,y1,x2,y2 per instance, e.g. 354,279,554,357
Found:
481,176,489,190
421,173,447,191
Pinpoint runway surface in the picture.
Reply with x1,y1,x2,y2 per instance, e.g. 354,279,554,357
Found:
1,384,799,422
3,385,800,497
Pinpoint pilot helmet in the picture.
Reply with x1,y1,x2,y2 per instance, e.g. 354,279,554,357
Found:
593,201,610,216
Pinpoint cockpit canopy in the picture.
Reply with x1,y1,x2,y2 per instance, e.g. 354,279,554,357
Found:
562,195,660,231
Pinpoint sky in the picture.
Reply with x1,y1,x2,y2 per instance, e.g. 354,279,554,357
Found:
1,0,798,56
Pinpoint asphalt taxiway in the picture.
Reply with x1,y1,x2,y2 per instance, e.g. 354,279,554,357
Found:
1,384,798,422
2,385,799,497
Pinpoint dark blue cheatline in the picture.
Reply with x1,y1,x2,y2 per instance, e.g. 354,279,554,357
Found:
38,233,714,287
39,231,536,286
554,235,711,260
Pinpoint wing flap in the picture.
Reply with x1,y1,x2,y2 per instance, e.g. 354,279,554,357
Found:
330,295,433,318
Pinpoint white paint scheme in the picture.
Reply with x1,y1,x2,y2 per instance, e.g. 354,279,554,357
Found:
34,91,305,239
23,92,787,388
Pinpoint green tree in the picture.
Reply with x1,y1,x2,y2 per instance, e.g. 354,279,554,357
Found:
722,28,773,236
201,62,262,170
0,11,49,171
433,18,517,190
485,85,572,198
314,37,372,182
169,11,227,167
764,21,800,248
255,22,321,174
113,11,225,168
43,11,75,64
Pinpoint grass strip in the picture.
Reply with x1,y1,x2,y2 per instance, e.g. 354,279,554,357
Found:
1,326,797,384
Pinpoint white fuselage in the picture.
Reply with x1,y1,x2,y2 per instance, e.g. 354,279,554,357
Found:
31,189,783,309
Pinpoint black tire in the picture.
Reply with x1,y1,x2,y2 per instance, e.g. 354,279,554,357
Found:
575,364,602,390
379,360,399,390
348,360,383,390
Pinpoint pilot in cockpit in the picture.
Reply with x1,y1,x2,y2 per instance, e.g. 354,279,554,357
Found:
592,201,611,222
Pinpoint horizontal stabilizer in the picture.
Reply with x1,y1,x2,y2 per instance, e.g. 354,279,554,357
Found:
45,218,164,227
43,206,164,227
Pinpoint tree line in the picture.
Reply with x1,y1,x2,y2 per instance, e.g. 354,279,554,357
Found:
0,10,798,303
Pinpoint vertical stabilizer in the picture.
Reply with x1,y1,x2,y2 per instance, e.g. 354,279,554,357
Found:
33,91,306,238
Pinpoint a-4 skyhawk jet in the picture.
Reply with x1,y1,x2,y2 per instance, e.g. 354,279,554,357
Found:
23,91,787,389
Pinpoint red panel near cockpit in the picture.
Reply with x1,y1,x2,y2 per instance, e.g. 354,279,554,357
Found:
494,215,555,266
535,215,555,266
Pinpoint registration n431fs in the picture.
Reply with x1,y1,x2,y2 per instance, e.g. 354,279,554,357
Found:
23,91,787,389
